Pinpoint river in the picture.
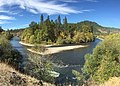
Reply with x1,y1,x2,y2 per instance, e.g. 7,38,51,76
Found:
10,36,101,84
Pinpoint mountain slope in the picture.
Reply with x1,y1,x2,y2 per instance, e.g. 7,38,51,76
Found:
77,21,120,34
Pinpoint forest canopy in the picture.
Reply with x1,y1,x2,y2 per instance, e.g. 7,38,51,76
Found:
21,15,95,44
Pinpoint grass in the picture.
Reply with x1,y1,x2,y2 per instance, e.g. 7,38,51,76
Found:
99,77,120,86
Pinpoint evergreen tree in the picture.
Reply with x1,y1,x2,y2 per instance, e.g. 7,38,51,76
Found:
57,15,61,29
0,26,4,33
40,14,44,24
63,16,68,29
29,21,37,34
47,15,50,21
45,15,50,28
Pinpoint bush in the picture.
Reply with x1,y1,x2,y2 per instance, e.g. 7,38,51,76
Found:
56,37,65,44
29,35,35,44
27,54,55,83
31,45,46,52
64,37,73,44
0,36,22,69
83,34,120,83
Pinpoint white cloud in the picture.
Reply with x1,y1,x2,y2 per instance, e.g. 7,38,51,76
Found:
57,0,78,3
0,8,20,15
0,0,80,15
0,20,10,24
0,15,15,24
0,10,9,13
0,15,15,20
86,0,98,2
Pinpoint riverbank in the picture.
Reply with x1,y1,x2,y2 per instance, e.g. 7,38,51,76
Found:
96,36,104,41
19,41,88,55
28,45,88,55
19,41,34,47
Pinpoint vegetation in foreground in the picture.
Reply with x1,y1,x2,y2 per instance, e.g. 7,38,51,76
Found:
0,35,21,69
72,34,120,85
0,30,57,84
0,63,55,86
99,77,120,86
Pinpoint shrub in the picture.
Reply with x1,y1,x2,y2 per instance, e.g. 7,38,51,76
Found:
56,37,65,44
83,34,120,83
0,36,22,69
31,45,46,52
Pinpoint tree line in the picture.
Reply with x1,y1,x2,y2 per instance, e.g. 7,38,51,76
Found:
0,27,13,40
21,15,95,44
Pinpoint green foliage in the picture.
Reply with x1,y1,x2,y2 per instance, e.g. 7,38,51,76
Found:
29,35,35,44
72,70,85,86
0,26,4,33
29,21,38,29
31,45,46,52
3,31,13,40
57,15,61,29
28,54,55,83
0,36,22,68
56,37,65,44
29,21,38,34
63,16,68,29
73,31,94,43
72,70,84,81
0,36,11,48
83,34,120,83
40,14,44,24
21,15,95,45
21,29,33,43
65,36,73,44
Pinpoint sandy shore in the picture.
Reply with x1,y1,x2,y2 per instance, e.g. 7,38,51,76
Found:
96,37,104,40
19,41,34,46
27,45,88,55
19,41,88,55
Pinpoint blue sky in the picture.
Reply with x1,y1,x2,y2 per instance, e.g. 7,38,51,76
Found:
0,0,120,30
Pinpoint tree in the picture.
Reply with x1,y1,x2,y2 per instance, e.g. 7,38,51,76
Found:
45,15,51,28
0,36,22,69
72,70,84,85
83,34,120,83
4,30,13,40
63,16,68,29
29,35,35,44
0,26,4,33
28,56,55,83
57,15,61,29
80,25,93,33
29,21,37,29
40,14,44,24
29,21,38,34
20,14,96,45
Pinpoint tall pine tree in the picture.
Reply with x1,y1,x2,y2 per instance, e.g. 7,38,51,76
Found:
57,15,61,29
40,14,44,24
63,16,68,29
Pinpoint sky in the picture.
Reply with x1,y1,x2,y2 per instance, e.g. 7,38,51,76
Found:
0,0,120,30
